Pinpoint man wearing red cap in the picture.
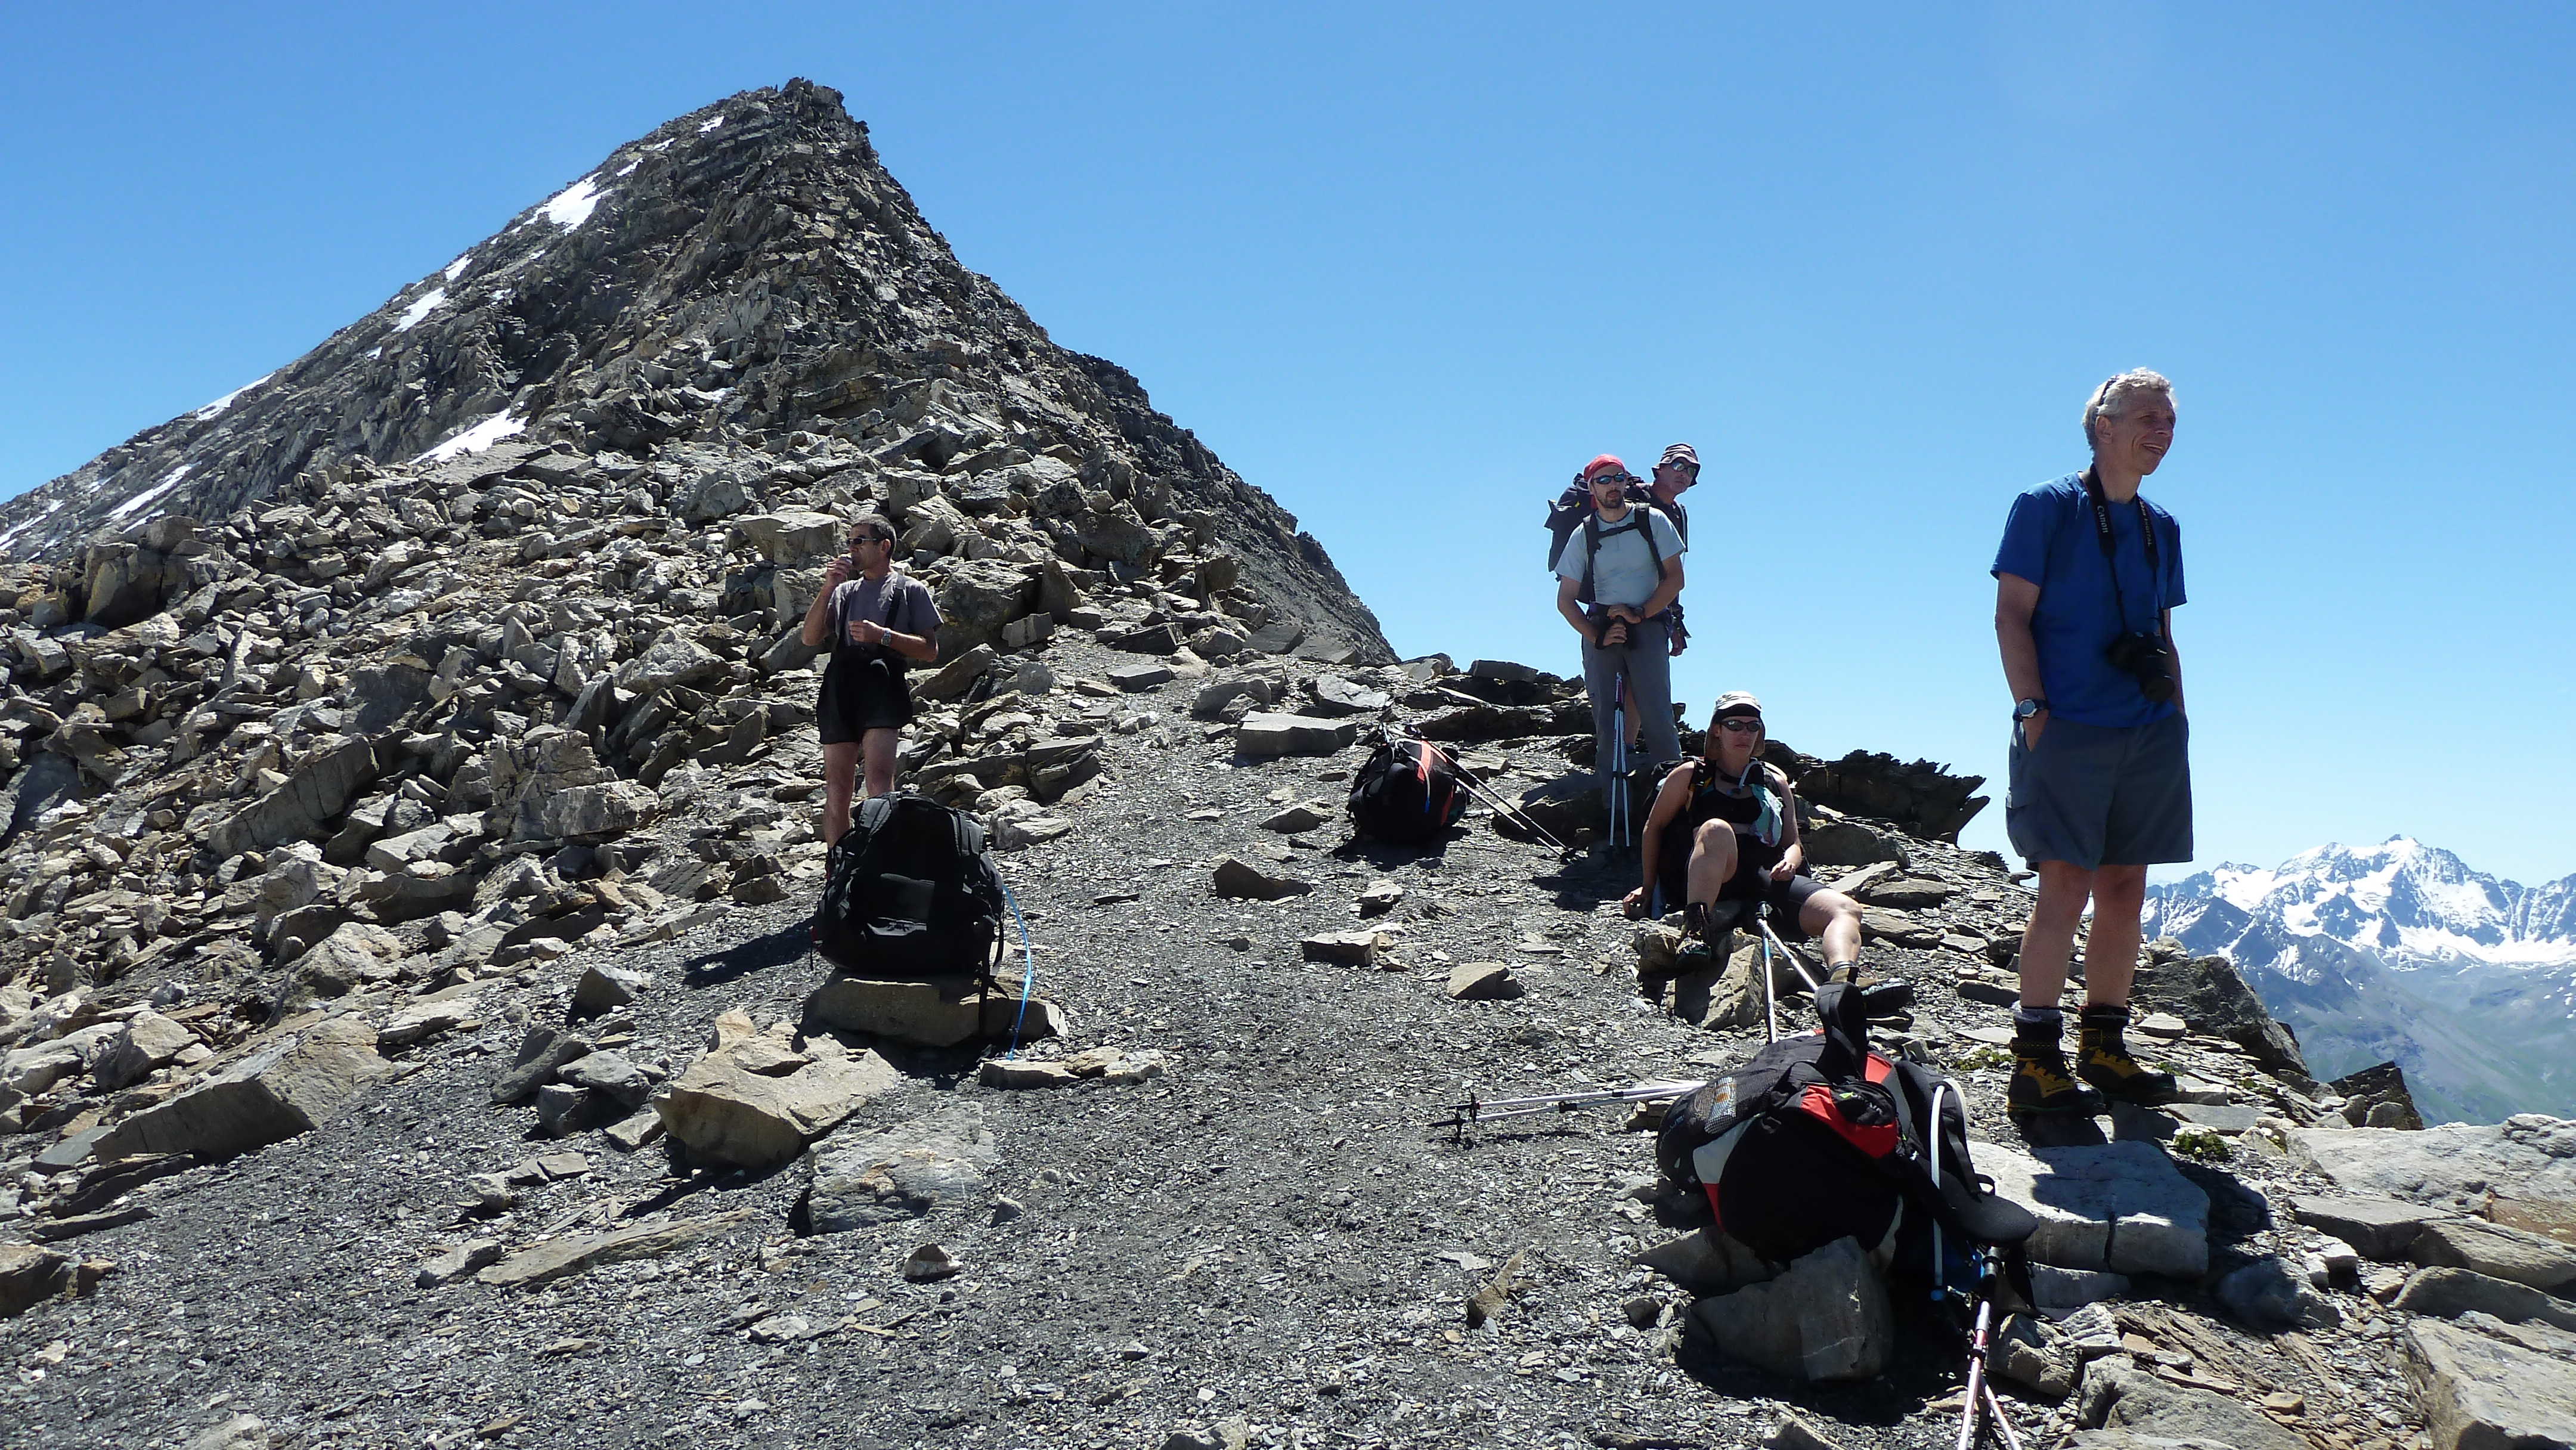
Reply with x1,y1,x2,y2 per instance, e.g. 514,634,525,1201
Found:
1554,455,1686,822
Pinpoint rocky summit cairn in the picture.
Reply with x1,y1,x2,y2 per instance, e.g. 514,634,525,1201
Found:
2,80,2572,1450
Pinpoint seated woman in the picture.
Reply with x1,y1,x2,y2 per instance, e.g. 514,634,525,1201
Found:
1621,693,1872,988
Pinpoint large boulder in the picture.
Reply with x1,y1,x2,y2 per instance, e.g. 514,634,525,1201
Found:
2403,1318,2576,1450
86,1010,199,1090
1974,1139,2210,1279
801,1101,999,1232
2292,1194,2454,1261
612,630,726,697
95,1015,394,1161
730,510,844,565
1688,1236,1891,1383
208,735,385,860
651,1031,898,1172
933,559,1036,656
2127,952,2308,1074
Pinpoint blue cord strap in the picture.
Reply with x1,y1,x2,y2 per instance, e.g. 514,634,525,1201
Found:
997,878,1036,1058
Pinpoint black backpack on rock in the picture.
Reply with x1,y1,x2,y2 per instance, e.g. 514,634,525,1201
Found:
814,792,1007,979
1348,730,1469,845
1655,984,2036,1279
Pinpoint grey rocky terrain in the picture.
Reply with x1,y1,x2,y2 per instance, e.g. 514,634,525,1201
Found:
5,80,2572,1450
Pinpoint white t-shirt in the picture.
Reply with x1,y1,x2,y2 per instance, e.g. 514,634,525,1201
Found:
1553,507,1685,608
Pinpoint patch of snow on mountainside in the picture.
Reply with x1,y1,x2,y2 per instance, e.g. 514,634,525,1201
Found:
189,373,275,421
537,175,604,229
414,413,525,463
107,465,190,522
391,288,447,333
443,253,473,281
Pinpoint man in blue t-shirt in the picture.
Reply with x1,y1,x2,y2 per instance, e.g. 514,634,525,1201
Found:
1990,370,2189,1116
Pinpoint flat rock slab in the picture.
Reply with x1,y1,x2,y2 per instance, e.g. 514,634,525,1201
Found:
1234,712,1358,758
1446,962,1524,1000
2411,1217,2576,1291
805,1102,999,1232
2404,1317,2576,1450
477,1207,758,1288
1302,931,1389,966
805,975,987,1048
97,1015,394,1162
2392,1266,2576,1332
2087,1361,2306,1450
1108,663,1174,691
1974,1139,2210,1279
2293,1195,2454,1261
2289,1115,2576,1213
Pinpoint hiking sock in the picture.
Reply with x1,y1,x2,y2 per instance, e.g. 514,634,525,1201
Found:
2008,1009,2104,1115
2076,1003,2180,1105
1683,901,1713,941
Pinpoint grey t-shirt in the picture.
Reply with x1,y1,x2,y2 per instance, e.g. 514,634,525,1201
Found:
826,572,942,662
1553,506,1685,609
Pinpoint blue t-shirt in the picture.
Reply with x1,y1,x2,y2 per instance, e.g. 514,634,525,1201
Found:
1990,473,2186,729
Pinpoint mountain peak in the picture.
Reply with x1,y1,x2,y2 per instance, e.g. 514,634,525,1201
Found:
0,80,1386,660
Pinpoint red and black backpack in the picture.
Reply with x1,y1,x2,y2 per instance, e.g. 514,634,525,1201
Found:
1655,983,2036,1275
1348,729,1469,845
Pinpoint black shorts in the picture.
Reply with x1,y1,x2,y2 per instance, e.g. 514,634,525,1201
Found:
818,655,913,744
1655,829,1829,940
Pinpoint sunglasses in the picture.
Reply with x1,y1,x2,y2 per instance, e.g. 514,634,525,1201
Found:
1591,473,1640,487
1717,718,1763,735
850,535,892,547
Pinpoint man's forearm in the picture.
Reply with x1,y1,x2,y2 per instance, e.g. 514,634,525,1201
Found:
800,592,834,647
1640,561,1684,619
1996,616,2044,703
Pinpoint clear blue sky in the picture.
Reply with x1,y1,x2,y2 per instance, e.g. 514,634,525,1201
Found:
5,3,2571,885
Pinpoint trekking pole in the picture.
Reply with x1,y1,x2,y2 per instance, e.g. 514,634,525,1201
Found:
1955,1246,2026,1450
1430,1079,1705,1138
1757,902,1780,1045
1752,912,1825,994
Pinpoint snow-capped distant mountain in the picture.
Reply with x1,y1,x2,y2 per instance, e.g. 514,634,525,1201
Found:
2163,838,2576,969
2146,838,2576,1123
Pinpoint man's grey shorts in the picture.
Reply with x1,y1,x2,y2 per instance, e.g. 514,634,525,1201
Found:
2005,713,2192,869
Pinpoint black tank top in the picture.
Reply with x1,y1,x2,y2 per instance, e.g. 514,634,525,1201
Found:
1676,763,1788,890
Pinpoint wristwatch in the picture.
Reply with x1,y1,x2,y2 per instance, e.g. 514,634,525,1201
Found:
2013,697,2049,722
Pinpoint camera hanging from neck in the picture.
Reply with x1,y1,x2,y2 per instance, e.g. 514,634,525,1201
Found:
2080,467,2162,639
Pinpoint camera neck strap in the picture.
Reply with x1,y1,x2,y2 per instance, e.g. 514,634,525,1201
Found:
2080,469,2163,637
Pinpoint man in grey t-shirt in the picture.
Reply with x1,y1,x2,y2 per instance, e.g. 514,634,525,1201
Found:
1553,455,1686,825
798,513,941,845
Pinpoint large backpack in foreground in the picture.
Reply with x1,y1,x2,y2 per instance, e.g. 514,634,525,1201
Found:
1348,730,1469,845
815,792,1006,979
1655,984,2036,1275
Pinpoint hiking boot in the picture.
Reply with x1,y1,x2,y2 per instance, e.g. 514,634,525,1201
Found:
2076,1005,2181,1105
2009,1036,2107,1116
1824,962,1916,1017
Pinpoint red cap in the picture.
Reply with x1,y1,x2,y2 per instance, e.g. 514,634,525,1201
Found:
1581,454,1630,484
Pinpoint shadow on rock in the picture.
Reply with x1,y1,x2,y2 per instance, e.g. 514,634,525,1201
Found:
682,920,813,987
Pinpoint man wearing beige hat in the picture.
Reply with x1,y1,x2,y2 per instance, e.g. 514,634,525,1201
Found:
1647,444,1698,656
